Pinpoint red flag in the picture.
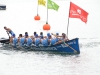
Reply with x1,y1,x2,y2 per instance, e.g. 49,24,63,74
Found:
69,2,89,23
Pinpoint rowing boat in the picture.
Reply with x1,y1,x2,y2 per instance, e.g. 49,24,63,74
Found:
0,38,80,54
0,5,6,10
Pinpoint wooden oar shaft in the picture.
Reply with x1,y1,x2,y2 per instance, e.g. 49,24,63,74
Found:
64,42,78,53
6,31,10,39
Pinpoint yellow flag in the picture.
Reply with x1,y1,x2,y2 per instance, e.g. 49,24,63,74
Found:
38,0,46,6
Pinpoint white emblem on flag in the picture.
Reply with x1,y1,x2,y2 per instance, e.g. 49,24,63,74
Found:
77,9,81,14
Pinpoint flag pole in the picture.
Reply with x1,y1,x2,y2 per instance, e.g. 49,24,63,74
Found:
67,1,71,38
46,0,48,24
37,0,39,15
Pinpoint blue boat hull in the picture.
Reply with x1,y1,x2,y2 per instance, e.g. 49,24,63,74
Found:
0,38,80,54
28,38,80,54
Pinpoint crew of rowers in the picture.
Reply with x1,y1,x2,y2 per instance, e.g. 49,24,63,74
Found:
4,26,69,47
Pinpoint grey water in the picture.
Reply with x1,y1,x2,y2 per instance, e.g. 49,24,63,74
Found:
0,0,100,75
0,38,100,75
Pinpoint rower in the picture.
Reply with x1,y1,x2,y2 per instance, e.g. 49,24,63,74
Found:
47,33,56,45
60,33,69,41
34,34,40,46
39,32,44,39
40,36,48,46
55,33,69,44
24,32,28,37
18,34,25,47
4,26,16,43
33,31,37,38
25,33,33,47
51,33,60,42
30,31,37,42
12,34,18,48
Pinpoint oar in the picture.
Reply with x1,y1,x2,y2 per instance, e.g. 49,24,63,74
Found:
63,42,78,53
6,31,10,44
6,31,10,39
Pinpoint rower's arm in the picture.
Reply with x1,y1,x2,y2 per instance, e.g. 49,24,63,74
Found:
6,28,12,33
51,33,63,37
51,33,58,37
18,37,20,42
7,28,11,31
65,36,69,41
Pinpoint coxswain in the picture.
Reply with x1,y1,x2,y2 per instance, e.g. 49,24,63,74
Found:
4,26,16,43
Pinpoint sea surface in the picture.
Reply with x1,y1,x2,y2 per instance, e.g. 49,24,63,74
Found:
0,0,100,75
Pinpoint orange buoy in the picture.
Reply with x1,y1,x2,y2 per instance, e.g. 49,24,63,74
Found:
34,15,40,20
43,23,51,30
